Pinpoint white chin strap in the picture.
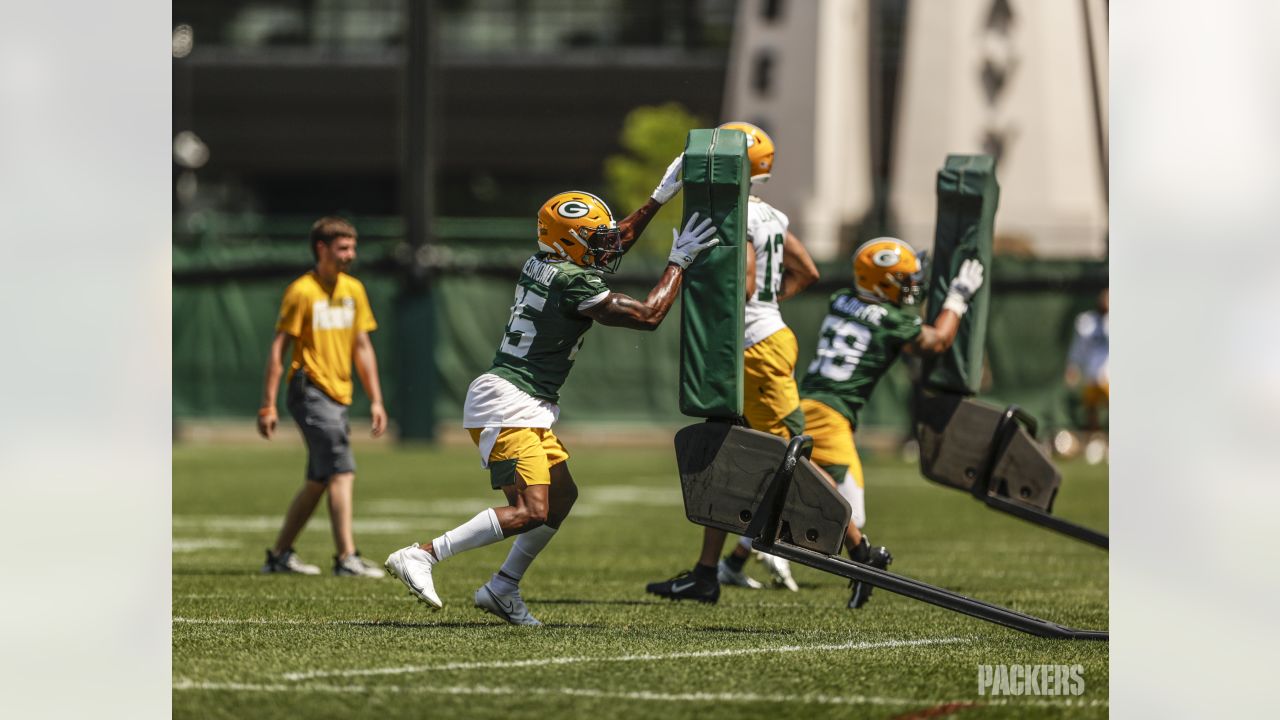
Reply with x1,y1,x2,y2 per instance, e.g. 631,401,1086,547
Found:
750,174,771,185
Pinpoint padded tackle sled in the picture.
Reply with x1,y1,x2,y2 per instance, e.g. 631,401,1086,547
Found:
915,392,1109,549
674,422,1107,641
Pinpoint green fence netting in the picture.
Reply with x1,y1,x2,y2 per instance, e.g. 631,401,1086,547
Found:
174,242,1105,433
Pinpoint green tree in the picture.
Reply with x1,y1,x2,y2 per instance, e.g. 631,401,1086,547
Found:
604,103,705,265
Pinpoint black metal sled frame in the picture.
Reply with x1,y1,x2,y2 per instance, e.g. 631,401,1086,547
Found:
743,434,1108,641
976,406,1108,550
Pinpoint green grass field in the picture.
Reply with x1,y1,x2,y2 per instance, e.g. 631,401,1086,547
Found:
173,439,1108,719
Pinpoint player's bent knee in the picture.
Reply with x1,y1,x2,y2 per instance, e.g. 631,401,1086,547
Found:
523,496,550,525
558,480,579,508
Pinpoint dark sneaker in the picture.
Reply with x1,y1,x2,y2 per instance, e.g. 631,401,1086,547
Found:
646,569,720,604
261,548,321,575
848,537,892,609
334,551,384,578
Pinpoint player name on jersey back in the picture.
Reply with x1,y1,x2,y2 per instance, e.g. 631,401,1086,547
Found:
521,255,561,287
833,293,890,326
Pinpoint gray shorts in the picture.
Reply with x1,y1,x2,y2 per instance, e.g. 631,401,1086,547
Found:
286,372,355,481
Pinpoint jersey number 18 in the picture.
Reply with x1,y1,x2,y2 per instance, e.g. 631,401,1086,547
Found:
807,315,872,382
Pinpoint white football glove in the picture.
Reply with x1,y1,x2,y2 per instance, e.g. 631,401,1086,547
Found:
668,212,719,270
650,154,684,205
942,257,985,316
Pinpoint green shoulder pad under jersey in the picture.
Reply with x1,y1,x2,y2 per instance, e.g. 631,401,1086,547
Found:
923,154,998,395
678,127,749,418
800,289,923,428
487,254,608,403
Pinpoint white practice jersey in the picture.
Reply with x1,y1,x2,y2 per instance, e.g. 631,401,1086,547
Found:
744,196,790,348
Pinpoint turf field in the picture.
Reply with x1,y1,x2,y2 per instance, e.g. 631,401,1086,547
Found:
173,438,1108,719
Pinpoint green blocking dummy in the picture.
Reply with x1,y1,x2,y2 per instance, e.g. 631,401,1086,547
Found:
678,128,749,418
922,154,999,395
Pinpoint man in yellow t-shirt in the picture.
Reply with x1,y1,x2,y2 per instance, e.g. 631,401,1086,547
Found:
256,216,388,577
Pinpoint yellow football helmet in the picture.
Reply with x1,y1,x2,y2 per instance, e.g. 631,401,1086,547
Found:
537,190,623,273
852,237,925,306
718,121,775,182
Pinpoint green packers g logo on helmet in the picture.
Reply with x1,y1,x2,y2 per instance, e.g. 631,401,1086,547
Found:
872,248,902,267
557,200,591,219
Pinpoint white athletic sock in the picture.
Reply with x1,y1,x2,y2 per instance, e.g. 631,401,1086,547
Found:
489,524,557,595
837,471,866,529
432,508,504,562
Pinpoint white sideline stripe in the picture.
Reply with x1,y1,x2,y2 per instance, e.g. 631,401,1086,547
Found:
282,637,968,681
174,596,842,608
171,679,1107,708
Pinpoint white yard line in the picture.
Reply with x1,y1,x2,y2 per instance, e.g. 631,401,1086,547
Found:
172,679,1107,709
172,539,241,552
173,596,846,608
175,617,326,625
176,594,394,601
172,515,448,534
281,637,969,681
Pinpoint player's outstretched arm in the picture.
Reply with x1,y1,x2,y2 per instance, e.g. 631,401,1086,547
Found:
617,198,663,254
908,258,984,355
777,231,819,301
257,331,292,439
583,212,718,331
617,154,684,253
582,266,683,331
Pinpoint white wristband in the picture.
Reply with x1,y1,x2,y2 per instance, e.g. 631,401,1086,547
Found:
942,291,969,317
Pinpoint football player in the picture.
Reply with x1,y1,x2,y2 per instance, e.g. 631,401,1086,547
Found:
385,164,719,626
649,236,984,608
800,238,983,608
647,121,820,602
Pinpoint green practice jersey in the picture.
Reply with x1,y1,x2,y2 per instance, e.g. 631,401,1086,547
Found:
799,289,923,428
487,254,611,403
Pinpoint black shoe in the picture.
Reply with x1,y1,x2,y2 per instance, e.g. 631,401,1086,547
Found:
847,537,892,609
646,569,720,604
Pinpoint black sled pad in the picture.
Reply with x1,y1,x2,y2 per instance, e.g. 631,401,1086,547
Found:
916,392,1060,512
916,391,1108,549
673,422,850,555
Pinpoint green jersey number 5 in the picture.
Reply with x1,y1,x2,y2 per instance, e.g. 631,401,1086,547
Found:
499,286,546,358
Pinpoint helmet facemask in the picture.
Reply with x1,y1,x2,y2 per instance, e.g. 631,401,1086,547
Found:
897,270,925,305
575,224,623,273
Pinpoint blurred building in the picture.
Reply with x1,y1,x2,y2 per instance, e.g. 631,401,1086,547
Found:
172,0,737,227
724,0,1108,261
890,0,1108,258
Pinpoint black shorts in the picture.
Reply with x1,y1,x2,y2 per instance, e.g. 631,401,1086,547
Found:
286,373,355,481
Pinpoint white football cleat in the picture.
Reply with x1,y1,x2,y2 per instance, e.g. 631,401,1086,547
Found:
759,553,799,592
717,559,764,589
474,583,542,626
384,544,442,609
